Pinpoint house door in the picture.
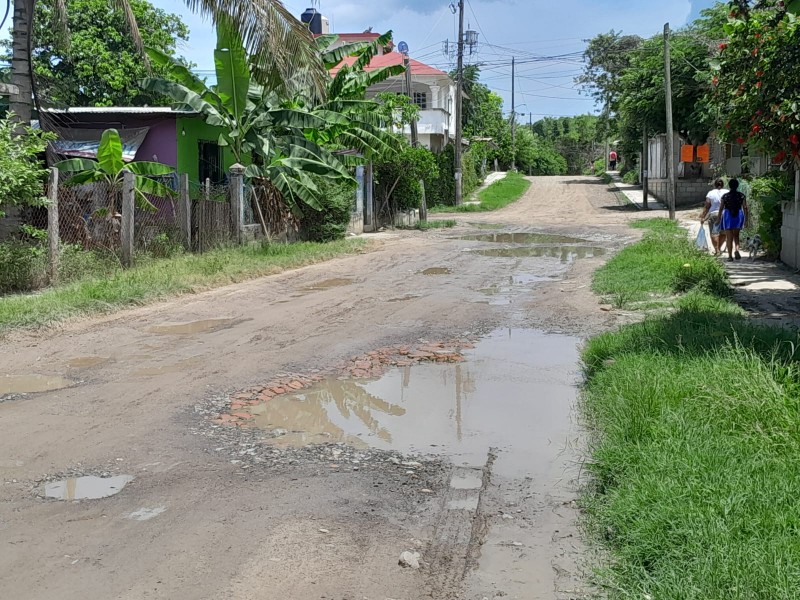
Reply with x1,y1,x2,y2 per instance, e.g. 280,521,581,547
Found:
198,140,223,184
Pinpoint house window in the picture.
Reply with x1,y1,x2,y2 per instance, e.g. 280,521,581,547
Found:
413,92,428,109
198,140,223,184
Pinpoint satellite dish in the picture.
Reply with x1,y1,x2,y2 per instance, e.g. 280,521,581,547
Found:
398,41,409,55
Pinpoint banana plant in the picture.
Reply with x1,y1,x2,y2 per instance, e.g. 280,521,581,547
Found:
55,128,175,214
141,27,356,214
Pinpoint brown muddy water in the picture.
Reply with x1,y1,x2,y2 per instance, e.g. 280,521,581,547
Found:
301,278,355,291
422,268,452,275
0,374,75,395
246,329,580,478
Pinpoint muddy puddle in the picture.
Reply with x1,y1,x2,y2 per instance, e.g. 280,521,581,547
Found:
459,232,587,244
246,329,579,477
67,356,111,369
0,374,75,395
479,274,555,305
473,245,606,262
44,475,133,501
149,318,238,335
422,268,452,275
301,278,355,291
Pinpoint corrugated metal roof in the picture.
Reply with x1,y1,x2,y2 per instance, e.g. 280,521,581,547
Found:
43,107,198,115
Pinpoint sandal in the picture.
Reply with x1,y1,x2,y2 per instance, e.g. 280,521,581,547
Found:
735,251,741,260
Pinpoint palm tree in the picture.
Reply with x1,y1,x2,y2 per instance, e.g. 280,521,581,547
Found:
8,0,327,126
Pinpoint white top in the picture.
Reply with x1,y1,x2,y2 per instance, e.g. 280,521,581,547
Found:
706,188,726,214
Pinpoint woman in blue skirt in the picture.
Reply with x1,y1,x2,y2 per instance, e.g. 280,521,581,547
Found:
718,178,748,261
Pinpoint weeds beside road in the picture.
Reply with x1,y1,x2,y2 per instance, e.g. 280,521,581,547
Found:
582,219,800,598
0,239,365,334
431,171,531,213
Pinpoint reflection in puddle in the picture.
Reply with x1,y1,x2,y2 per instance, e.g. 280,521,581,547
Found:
67,356,111,368
460,232,587,244
44,475,134,500
422,268,452,275
149,318,237,335
0,374,75,395
473,245,606,262
302,278,354,291
247,329,579,477
479,274,554,305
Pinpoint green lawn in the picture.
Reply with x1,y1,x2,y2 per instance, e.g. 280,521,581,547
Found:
0,239,365,333
582,219,800,599
430,171,531,213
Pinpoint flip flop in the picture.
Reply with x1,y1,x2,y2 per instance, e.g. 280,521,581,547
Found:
735,251,741,260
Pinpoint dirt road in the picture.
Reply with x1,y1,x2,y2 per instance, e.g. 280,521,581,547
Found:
0,176,662,599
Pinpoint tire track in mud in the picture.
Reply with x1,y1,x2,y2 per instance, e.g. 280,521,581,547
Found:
424,449,497,599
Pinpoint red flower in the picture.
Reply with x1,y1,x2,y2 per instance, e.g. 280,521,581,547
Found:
756,70,764,76
756,81,762,88
719,43,728,50
752,124,761,133
774,151,787,163
737,137,745,144
712,76,719,86
791,134,799,145
752,48,759,57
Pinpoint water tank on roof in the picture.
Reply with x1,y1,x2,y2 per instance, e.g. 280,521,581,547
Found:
301,8,323,35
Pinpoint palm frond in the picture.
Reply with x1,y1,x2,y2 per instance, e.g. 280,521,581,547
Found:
51,0,71,53
109,0,149,68
184,0,328,99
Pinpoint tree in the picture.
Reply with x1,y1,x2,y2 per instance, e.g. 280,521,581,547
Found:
27,0,189,107
533,115,600,174
55,128,175,212
9,0,327,126
708,0,800,167
0,113,56,219
577,30,643,113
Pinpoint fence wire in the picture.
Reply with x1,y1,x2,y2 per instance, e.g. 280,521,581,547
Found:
190,180,232,252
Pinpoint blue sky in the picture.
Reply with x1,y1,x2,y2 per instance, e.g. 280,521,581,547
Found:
3,0,720,117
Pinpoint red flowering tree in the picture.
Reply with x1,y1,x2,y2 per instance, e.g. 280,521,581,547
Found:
709,1,800,167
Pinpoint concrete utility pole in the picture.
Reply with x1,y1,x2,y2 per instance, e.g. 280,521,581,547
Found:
664,22,676,219
642,127,649,210
403,54,419,147
510,56,516,171
454,0,465,205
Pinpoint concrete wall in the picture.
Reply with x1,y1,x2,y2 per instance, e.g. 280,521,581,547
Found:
781,200,800,269
648,179,713,207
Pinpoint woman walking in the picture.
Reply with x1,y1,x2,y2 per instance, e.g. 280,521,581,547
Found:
718,178,748,261
700,178,726,255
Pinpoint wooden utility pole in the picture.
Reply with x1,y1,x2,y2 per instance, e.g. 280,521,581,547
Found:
642,128,649,210
121,170,135,268
664,22,676,219
403,54,419,147
454,0,465,205
511,57,516,171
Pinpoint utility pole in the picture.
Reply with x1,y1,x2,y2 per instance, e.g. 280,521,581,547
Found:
603,95,610,173
454,0,465,205
510,56,516,171
642,127,649,209
664,22,676,219
403,54,419,147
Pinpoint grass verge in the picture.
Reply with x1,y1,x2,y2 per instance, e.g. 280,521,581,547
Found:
583,218,800,598
0,239,365,334
430,172,531,213
414,219,457,231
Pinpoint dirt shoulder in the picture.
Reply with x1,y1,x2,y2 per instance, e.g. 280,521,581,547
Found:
2,176,655,600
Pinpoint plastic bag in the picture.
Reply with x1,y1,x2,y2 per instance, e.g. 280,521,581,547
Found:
695,226,709,251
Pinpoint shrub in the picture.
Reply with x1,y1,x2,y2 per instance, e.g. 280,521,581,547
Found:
622,169,638,184
58,245,119,283
0,114,56,219
745,172,790,258
673,257,730,297
375,144,439,213
593,157,605,176
0,240,47,294
300,178,355,242
430,145,482,206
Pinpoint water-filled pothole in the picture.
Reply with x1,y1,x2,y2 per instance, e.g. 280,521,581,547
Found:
474,245,606,262
422,268,452,275
0,374,75,395
44,475,134,500
149,318,238,335
459,232,587,244
302,278,355,291
244,329,579,477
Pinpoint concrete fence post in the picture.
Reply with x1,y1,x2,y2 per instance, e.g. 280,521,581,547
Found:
179,173,191,250
47,167,59,285
364,162,374,232
229,164,245,244
121,170,135,268
419,178,428,222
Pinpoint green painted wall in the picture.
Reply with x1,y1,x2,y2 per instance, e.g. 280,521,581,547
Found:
176,117,239,184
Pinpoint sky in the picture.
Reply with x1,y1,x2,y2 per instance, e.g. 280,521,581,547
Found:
2,0,719,118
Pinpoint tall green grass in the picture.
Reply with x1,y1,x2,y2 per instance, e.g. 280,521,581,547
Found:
431,172,531,213
583,218,800,598
0,239,365,333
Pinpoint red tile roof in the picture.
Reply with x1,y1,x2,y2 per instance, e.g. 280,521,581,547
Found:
330,52,448,77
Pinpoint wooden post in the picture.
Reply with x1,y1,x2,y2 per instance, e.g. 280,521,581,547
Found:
229,164,245,244
121,170,135,268
365,162,375,232
179,173,191,250
47,167,59,285
664,22,677,219
419,179,428,222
